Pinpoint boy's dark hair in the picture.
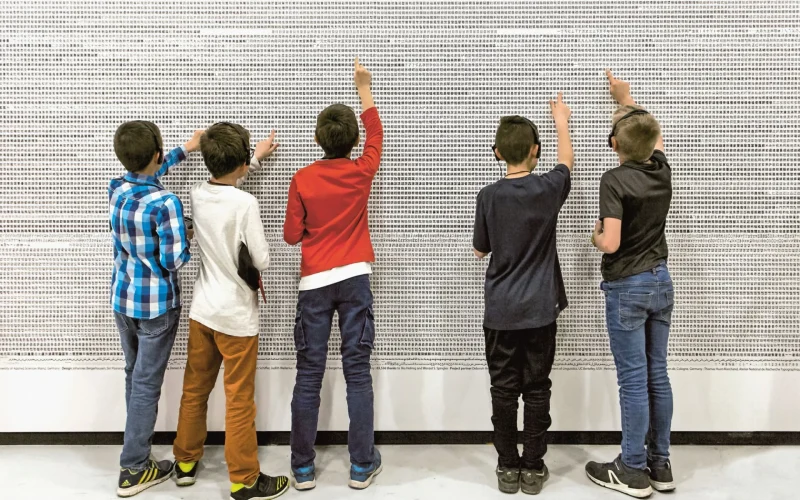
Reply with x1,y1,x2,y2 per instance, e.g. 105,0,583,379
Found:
200,122,250,178
316,104,359,159
114,121,163,172
495,116,538,165
612,105,661,162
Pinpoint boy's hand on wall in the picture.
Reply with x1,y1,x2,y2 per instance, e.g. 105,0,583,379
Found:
254,130,279,160
549,92,571,124
184,129,205,153
605,69,635,106
354,57,372,88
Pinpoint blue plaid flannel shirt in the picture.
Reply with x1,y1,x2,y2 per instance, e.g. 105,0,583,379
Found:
109,146,192,319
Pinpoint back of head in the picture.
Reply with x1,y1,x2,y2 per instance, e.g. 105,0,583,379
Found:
316,104,359,159
114,121,162,172
201,122,250,178
495,116,537,165
612,105,661,162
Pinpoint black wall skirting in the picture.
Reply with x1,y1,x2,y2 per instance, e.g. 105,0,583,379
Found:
2,431,799,446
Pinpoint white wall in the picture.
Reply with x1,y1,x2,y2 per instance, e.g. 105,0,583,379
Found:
1,1,799,432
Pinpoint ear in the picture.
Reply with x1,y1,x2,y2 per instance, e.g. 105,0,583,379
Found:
611,137,618,152
353,133,360,147
530,144,539,159
314,134,319,145
495,149,505,162
150,151,161,165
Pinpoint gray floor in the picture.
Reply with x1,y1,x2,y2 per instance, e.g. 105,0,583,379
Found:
0,444,796,499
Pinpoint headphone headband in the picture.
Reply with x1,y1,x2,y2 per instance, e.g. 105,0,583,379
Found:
608,109,650,148
136,120,163,165
215,122,252,165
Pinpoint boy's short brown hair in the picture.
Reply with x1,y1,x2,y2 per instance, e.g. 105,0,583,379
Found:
316,104,359,159
200,122,250,178
612,105,661,162
114,121,163,172
495,116,538,165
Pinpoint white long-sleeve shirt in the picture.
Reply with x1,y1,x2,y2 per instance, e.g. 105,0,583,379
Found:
188,175,269,337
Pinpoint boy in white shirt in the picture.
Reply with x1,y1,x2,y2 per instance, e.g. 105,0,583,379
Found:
172,122,289,500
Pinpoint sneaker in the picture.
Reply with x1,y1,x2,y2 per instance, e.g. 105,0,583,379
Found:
175,461,199,487
117,459,174,497
585,456,653,498
496,466,521,494
291,464,316,491
520,464,549,495
648,459,675,492
349,449,383,489
230,473,289,500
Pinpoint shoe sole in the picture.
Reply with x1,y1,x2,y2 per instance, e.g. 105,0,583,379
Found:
497,479,520,494
521,469,550,495
291,471,316,491
649,479,676,492
586,470,653,498
229,482,289,500
348,464,383,489
176,475,197,487
117,470,174,497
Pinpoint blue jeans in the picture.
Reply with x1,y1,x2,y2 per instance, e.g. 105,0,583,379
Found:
290,274,377,469
114,307,181,470
602,262,674,470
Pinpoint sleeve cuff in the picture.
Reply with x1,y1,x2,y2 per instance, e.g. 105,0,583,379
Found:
555,163,570,175
599,213,623,220
360,106,379,121
179,145,188,157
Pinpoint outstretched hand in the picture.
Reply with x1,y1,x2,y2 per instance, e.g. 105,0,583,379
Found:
605,69,635,106
254,130,279,161
184,129,205,153
354,57,372,88
549,91,571,124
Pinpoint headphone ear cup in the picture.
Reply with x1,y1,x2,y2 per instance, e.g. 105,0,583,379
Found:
536,142,542,159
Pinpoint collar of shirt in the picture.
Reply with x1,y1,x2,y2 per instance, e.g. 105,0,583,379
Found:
123,171,164,189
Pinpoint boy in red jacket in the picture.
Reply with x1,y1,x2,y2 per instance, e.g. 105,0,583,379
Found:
283,58,383,491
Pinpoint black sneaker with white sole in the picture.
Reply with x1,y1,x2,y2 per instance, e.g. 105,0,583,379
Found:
230,473,289,500
520,464,549,495
495,466,520,494
648,459,675,492
175,461,199,486
117,459,174,497
585,456,653,498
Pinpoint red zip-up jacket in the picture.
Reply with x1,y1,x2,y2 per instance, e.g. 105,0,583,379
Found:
283,106,383,277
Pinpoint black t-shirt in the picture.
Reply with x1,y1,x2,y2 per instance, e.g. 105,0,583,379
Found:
473,164,571,331
599,150,672,282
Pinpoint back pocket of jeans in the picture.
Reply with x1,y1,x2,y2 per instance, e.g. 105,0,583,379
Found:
660,290,675,323
359,306,375,349
293,308,307,351
619,292,653,330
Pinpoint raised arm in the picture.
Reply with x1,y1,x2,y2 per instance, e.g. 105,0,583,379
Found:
155,129,203,178
236,129,280,188
354,57,383,176
605,69,664,152
549,92,573,170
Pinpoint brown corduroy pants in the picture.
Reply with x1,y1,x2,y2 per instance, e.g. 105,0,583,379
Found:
173,319,260,485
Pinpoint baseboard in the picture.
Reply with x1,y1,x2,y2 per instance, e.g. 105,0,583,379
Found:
2,431,799,446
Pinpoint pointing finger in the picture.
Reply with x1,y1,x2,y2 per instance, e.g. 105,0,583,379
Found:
558,91,564,103
355,57,359,69
605,68,615,82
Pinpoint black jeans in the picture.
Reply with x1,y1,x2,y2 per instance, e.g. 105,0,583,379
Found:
484,322,557,470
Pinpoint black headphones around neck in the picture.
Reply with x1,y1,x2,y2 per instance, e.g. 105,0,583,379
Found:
136,121,163,165
215,121,253,165
608,109,650,148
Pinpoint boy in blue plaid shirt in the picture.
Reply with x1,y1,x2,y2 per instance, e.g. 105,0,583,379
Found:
109,121,203,497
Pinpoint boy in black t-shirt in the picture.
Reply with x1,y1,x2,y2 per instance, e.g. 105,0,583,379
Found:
472,93,573,495
585,70,676,498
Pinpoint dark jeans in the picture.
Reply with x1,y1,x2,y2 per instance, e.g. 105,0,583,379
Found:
290,274,377,469
484,322,557,470
603,261,674,470
114,307,181,470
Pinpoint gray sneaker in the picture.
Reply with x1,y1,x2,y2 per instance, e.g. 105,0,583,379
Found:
496,466,520,494
648,459,675,492
520,464,549,495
